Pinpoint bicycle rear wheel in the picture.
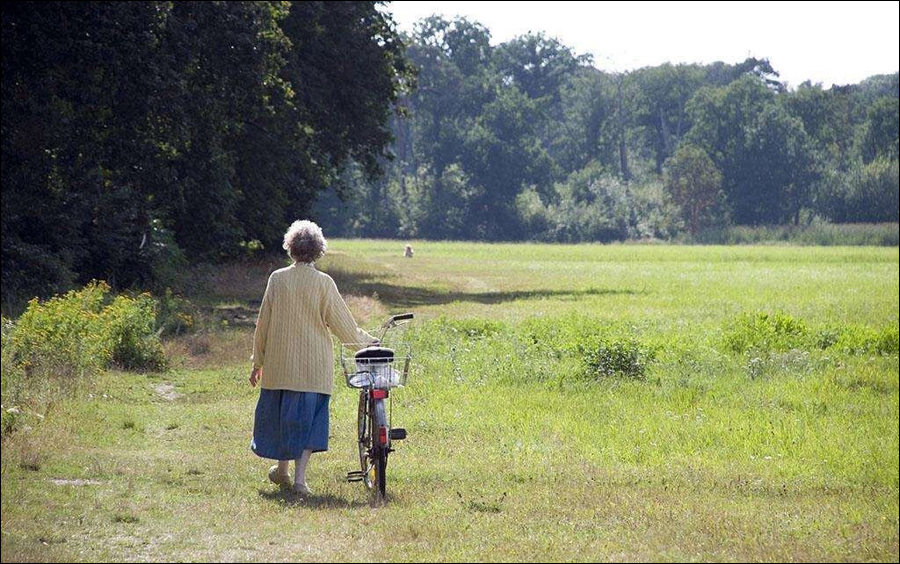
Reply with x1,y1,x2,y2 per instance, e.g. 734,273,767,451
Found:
373,398,389,502
375,446,387,502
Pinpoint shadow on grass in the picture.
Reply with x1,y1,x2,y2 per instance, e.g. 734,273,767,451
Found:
326,266,641,308
196,259,643,314
258,488,370,509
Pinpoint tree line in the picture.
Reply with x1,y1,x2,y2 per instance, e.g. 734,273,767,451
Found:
319,15,898,243
2,4,898,307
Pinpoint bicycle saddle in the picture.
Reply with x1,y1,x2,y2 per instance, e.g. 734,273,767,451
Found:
354,346,395,364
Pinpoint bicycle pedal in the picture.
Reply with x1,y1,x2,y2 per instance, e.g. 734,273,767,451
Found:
346,471,364,478
390,428,407,440
346,476,364,483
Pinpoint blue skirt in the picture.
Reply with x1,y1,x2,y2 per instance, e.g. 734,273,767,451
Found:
250,389,330,460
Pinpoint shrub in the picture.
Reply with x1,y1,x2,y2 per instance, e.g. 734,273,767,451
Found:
101,294,166,370
832,324,899,355
582,338,655,380
814,328,841,350
2,316,24,433
516,164,635,243
690,222,899,246
726,311,898,357
820,158,900,224
518,314,655,379
724,311,810,354
10,282,111,379
874,325,900,355
8,281,166,376
2,282,166,434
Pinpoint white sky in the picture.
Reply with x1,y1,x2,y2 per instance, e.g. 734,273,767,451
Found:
385,1,900,88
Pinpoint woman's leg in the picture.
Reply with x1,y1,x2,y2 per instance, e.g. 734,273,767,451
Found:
268,460,292,486
294,449,312,486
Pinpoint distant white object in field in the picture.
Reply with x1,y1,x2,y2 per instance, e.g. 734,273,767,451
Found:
404,244,414,258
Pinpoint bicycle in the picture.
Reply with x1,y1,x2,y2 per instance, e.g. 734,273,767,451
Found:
341,313,414,504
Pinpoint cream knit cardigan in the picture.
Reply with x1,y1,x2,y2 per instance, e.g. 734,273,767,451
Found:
251,262,375,394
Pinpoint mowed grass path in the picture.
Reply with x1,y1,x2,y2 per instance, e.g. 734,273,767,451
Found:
2,242,898,561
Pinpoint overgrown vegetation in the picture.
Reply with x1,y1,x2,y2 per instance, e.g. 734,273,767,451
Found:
1,282,166,434
690,221,899,246
155,288,198,337
515,315,657,380
724,311,812,353
724,310,899,356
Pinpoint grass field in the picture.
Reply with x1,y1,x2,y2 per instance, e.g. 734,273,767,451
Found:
2,240,898,561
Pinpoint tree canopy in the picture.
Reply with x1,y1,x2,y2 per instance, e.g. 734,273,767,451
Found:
2,1,412,305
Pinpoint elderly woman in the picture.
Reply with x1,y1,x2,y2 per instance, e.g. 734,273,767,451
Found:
249,220,376,495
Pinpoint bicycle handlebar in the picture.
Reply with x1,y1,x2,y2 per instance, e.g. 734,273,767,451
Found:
377,313,415,342
391,313,414,322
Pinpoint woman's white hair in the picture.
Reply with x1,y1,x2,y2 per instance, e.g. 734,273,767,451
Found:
283,220,327,263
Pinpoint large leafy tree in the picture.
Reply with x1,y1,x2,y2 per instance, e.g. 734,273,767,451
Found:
1,1,411,306
737,106,819,225
2,1,173,300
407,16,494,177
232,0,414,251
861,96,899,163
555,68,619,173
686,75,819,224
663,145,725,234
783,82,865,172
705,57,784,91
460,86,554,238
400,16,496,238
494,33,587,103
633,63,707,173
149,1,293,259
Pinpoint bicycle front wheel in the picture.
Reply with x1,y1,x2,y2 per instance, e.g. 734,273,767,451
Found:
357,391,374,489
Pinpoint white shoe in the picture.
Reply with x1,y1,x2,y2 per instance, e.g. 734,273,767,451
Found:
268,465,292,488
292,481,312,496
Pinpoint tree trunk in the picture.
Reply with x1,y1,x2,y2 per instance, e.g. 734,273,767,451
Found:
659,107,672,175
396,96,411,220
617,78,630,181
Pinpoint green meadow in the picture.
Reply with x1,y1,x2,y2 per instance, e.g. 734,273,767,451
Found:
2,241,898,561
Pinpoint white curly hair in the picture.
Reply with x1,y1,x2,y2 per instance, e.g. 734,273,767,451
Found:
282,220,327,264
